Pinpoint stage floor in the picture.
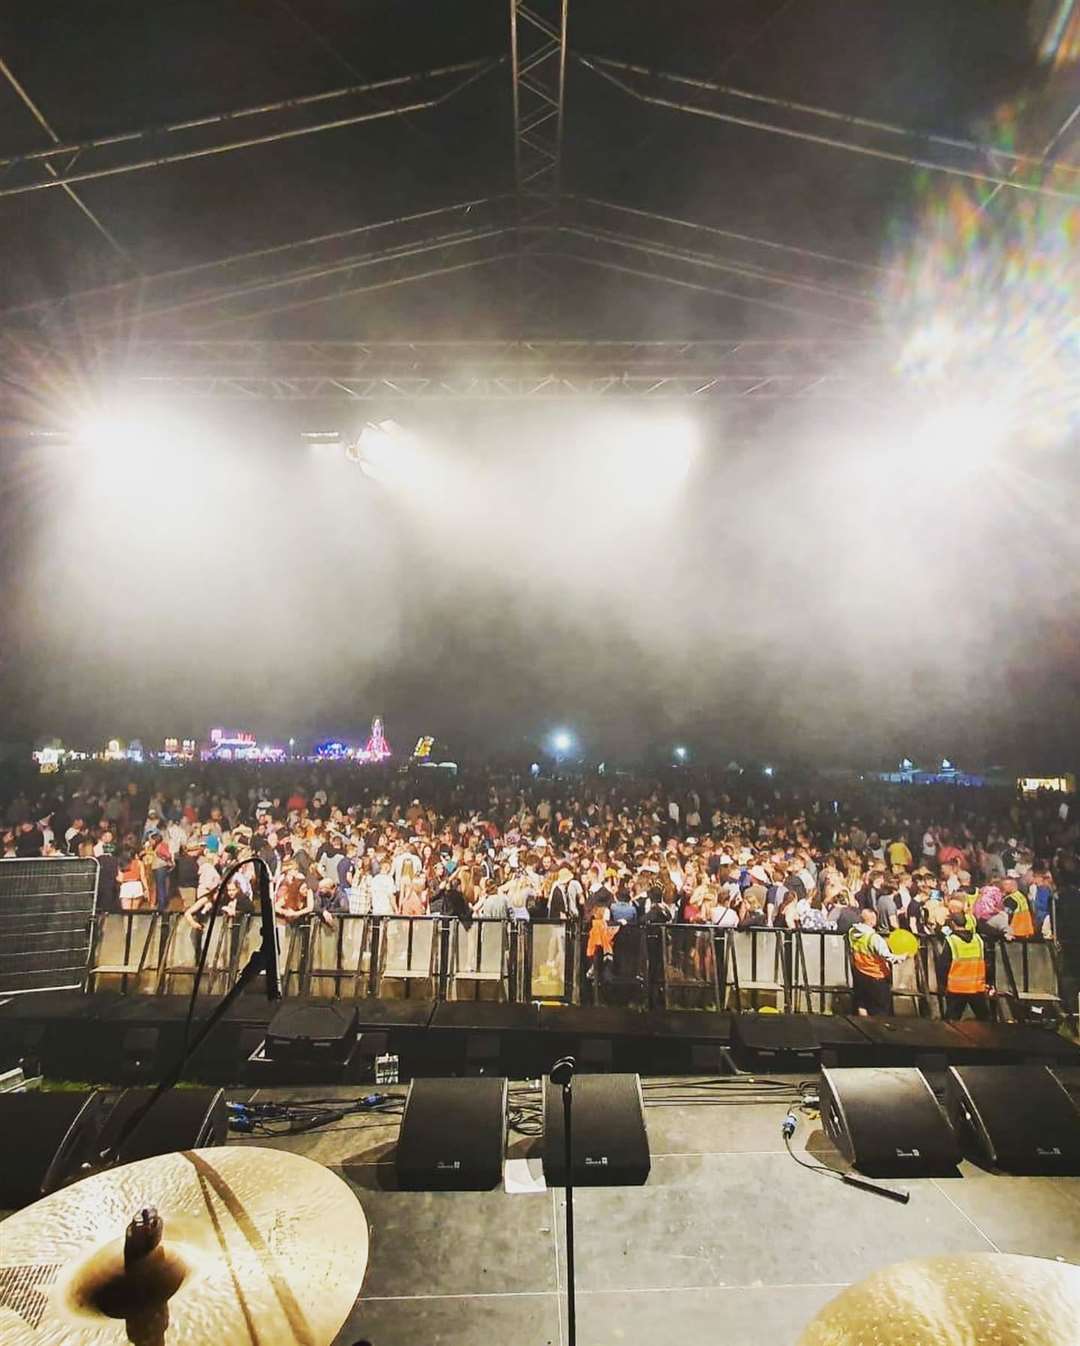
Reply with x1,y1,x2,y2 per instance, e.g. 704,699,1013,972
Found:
225,1072,1080,1346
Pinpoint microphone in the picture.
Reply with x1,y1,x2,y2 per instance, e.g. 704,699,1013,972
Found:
782,1111,909,1204
550,1056,576,1088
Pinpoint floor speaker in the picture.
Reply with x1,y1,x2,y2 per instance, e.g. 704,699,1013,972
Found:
946,1065,1080,1174
396,1076,507,1190
98,1087,228,1165
543,1073,650,1186
820,1067,961,1177
0,1090,105,1208
266,1001,358,1062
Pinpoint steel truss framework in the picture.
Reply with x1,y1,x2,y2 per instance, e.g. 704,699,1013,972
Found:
100,338,876,401
0,195,881,340
509,1,569,224
0,6,1075,406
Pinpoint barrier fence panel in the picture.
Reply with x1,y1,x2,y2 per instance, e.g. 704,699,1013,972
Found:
890,945,931,1016
721,927,790,1011
234,913,264,992
922,941,944,1017
306,915,371,998
524,920,576,1003
793,932,851,1014
585,923,648,1008
76,910,1067,1019
997,937,1061,1009
449,919,509,1001
159,913,236,996
277,921,310,997
0,857,99,994
659,924,720,1010
375,915,439,997
88,912,162,994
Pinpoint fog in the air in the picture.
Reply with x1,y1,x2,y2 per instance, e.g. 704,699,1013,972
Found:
5,367,1077,769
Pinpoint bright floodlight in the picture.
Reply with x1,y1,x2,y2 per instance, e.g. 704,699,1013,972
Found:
76,408,147,462
674,745,688,760
763,765,775,777
552,730,573,753
349,418,421,484
910,398,1009,478
605,413,697,511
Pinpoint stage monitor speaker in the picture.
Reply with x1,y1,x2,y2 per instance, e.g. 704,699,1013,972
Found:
543,1073,650,1187
0,1090,105,1208
99,1087,228,1165
820,1067,961,1177
266,1001,358,1062
396,1077,507,1190
946,1065,1080,1174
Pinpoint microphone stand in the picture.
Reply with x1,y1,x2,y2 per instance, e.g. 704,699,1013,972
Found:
550,1056,577,1346
99,857,279,1168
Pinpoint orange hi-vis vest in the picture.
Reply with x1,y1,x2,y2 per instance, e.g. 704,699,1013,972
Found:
1010,890,1035,939
848,927,889,980
945,931,987,995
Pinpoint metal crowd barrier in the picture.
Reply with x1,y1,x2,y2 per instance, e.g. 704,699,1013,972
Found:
0,857,100,994
660,924,720,1010
84,912,1064,1016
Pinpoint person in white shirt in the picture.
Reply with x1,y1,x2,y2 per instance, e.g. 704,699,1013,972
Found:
369,860,397,915
165,818,187,858
714,897,740,928
196,855,221,902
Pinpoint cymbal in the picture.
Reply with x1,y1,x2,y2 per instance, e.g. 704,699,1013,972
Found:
0,1146,368,1346
799,1253,1080,1346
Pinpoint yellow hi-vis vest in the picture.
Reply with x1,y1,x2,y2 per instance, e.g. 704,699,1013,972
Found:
848,927,889,980
945,931,987,995
1010,890,1035,939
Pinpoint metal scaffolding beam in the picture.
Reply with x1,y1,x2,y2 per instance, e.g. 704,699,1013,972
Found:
576,52,1080,203
0,58,502,198
81,337,876,401
566,195,897,278
509,1,569,224
0,56,135,265
0,198,512,327
560,224,877,318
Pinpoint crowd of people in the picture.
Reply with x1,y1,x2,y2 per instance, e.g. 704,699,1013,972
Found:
4,764,1076,1008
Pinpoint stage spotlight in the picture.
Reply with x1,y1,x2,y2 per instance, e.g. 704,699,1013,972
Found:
674,745,688,761
349,419,406,479
75,409,146,460
909,398,1009,478
551,730,573,754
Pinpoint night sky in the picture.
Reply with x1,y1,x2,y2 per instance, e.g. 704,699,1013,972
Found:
0,1,1077,767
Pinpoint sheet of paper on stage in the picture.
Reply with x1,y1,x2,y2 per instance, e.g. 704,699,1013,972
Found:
504,1157,547,1193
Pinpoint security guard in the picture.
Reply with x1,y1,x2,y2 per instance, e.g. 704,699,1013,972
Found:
847,907,901,1016
939,915,992,1020
945,896,977,933
1003,876,1036,939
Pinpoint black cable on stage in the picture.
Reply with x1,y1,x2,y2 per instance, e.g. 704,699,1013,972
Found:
228,1090,407,1136
781,1112,909,1204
